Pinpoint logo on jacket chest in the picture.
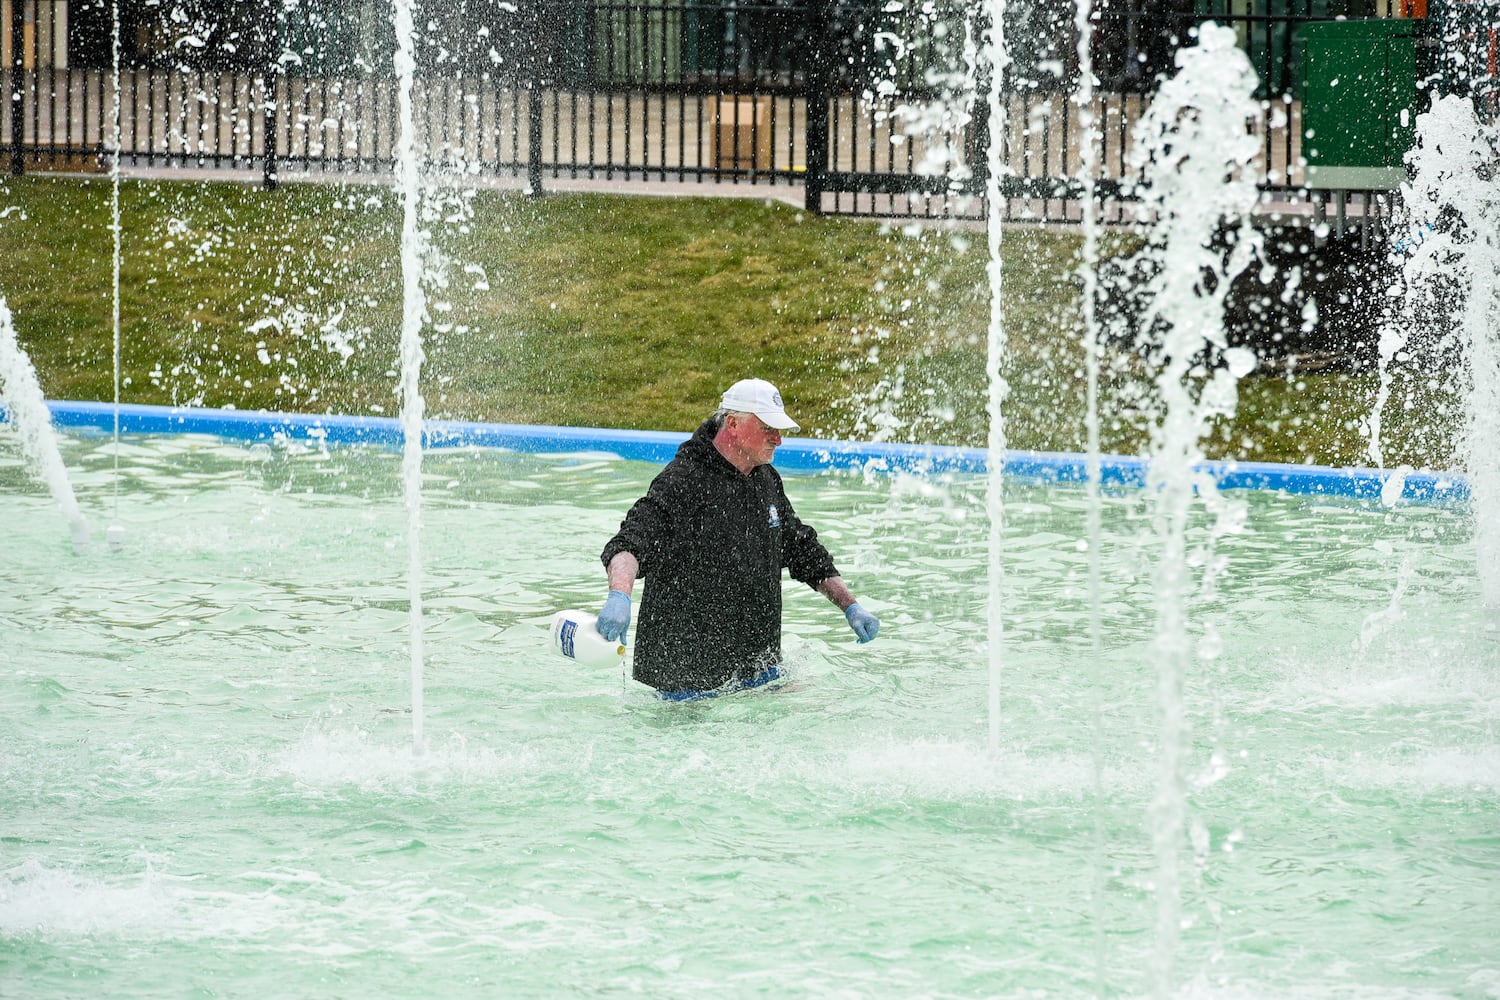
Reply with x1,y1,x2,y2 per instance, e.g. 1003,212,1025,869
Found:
767,503,781,528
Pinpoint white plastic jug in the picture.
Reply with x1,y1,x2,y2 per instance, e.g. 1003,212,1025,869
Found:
550,609,626,668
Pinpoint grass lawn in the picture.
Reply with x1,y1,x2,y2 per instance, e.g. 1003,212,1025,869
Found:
0,173,1462,469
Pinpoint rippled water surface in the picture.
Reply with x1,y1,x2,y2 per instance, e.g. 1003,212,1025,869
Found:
2,431,1497,998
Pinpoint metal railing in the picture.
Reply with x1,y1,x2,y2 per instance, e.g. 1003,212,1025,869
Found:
2,0,1466,224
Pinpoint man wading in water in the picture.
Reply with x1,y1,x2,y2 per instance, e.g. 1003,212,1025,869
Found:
597,378,880,700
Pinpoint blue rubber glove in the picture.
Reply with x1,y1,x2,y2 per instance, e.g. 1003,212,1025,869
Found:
844,603,880,643
597,590,632,645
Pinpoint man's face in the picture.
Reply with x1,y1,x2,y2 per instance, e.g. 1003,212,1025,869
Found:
727,412,782,468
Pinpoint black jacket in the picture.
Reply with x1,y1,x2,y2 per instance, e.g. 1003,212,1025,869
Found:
601,418,838,692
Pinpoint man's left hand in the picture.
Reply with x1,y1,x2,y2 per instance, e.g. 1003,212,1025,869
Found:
844,603,880,643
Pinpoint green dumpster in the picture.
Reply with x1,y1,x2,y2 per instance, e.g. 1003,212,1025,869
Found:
1240,0,1379,99
1299,18,1418,189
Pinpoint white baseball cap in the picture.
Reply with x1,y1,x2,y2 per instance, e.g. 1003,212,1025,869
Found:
720,378,799,432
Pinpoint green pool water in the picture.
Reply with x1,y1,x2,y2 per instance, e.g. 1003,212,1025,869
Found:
2,431,1496,998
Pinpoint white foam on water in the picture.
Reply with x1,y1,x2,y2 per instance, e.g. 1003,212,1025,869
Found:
0,859,286,940
266,727,541,792
1258,641,1500,717
0,857,629,960
1317,746,1500,793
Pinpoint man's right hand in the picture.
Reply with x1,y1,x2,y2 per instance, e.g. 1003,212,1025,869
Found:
597,590,632,645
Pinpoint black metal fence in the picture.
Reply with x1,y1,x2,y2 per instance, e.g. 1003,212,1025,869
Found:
2,0,1486,223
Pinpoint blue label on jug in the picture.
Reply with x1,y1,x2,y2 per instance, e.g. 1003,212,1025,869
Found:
561,620,578,659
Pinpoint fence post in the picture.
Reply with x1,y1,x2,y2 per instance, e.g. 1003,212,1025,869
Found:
9,0,23,175
804,0,831,215
528,80,543,196
262,1,279,189
970,12,992,196
527,0,545,197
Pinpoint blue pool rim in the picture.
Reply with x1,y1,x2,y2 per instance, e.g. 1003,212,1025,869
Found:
21,399,1473,506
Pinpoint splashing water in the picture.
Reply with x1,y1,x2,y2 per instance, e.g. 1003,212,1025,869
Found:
1391,95,1500,612
0,300,91,551
1125,24,1262,997
983,0,1009,756
394,0,429,753
108,0,125,551
1072,0,1107,985
1074,0,1103,626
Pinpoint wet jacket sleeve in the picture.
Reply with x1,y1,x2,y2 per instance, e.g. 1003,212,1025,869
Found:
772,471,838,588
601,477,677,578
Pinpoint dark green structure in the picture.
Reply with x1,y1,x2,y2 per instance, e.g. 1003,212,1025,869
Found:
1299,18,1418,189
